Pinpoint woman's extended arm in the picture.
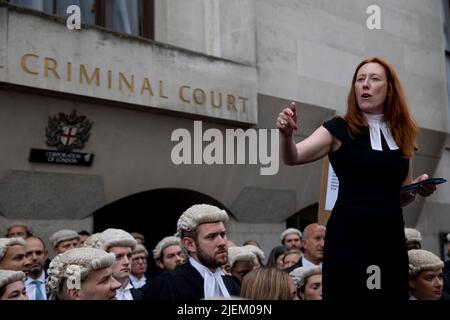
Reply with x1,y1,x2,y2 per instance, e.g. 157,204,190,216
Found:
277,102,339,165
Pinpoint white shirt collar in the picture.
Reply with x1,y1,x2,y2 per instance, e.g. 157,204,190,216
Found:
25,271,47,300
25,271,46,284
363,112,399,151
189,257,230,299
116,282,134,300
302,256,322,268
129,274,146,289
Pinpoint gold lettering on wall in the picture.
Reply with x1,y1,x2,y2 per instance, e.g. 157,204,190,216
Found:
18,53,252,117
21,54,39,75
179,85,191,103
159,80,168,99
193,88,206,106
80,65,100,87
44,57,61,79
119,73,134,93
239,97,248,113
67,62,72,82
227,95,237,112
141,78,154,96
107,70,112,89
211,91,222,109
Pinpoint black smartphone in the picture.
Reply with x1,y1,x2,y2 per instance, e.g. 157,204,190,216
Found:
400,178,447,193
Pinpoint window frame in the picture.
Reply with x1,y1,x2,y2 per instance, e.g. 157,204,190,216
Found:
6,0,154,40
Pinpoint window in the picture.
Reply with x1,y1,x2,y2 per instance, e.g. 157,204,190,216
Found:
7,0,154,39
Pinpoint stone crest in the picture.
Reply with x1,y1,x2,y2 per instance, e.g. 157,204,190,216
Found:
46,110,93,151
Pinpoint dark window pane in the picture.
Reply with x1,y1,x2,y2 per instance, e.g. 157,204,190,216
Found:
8,0,53,14
105,0,140,36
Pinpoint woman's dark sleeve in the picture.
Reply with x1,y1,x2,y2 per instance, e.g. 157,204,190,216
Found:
322,117,347,142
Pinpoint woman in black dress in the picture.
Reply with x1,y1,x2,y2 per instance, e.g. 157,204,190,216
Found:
276,57,437,301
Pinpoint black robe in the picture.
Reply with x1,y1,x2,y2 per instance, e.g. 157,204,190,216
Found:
145,260,240,300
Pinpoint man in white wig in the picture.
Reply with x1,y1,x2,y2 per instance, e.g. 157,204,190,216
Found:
408,249,444,300
46,247,120,300
0,238,30,272
404,228,422,250
49,229,80,255
147,204,240,300
290,266,322,300
280,228,302,250
87,228,143,300
153,236,185,272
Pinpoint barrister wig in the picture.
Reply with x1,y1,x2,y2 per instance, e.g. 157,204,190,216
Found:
0,237,26,261
280,228,302,243
83,233,101,248
0,270,26,290
404,228,422,243
408,249,444,277
176,204,229,236
289,266,322,289
153,236,181,261
227,246,256,268
243,244,265,264
93,229,137,252
344,57,418,158
49,229,80,247
46,247,115,300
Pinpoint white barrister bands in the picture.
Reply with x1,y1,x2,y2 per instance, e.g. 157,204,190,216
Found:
364,112,399,151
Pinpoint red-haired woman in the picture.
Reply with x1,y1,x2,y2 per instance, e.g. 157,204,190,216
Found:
276,57,438,301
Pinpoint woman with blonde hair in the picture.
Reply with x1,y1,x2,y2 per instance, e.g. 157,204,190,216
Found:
277,57,440,301
240,267,297,300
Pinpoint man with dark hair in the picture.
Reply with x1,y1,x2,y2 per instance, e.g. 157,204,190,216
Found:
147,204,240,300
88,228,143,300
78,231,91,247
24,237,48,300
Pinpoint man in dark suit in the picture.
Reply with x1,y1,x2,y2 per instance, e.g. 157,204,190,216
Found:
24,236,48,300
284,223,325,273
87,228,143,300
147,204,240,300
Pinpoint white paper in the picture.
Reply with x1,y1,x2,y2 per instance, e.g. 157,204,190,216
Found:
325,163,339,211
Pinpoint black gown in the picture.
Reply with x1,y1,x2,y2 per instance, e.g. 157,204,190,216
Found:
322,117,409,301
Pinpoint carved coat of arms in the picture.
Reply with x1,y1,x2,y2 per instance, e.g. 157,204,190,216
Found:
46,110,93,151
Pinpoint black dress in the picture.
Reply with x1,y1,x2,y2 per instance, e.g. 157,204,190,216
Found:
322,117,409,301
